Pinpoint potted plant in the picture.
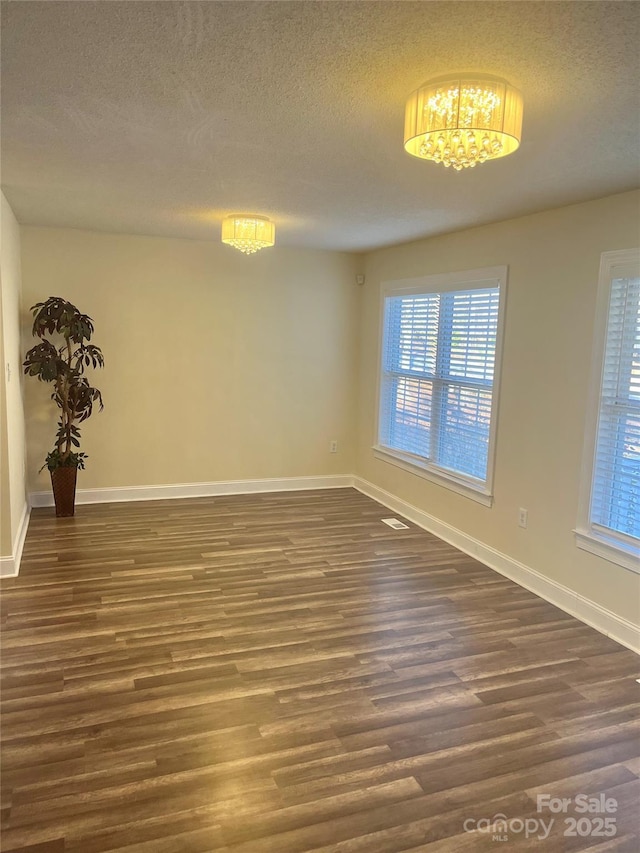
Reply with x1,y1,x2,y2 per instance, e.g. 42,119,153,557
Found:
23,296,104,517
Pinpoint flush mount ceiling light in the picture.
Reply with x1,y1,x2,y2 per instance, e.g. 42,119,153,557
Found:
404,74,523,170
221,214,275,254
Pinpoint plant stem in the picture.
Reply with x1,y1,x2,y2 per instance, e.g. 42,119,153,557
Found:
61,336,73,461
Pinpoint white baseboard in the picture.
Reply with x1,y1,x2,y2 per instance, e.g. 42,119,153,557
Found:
0,502,31,578
29,474,355,508
353,477,640,655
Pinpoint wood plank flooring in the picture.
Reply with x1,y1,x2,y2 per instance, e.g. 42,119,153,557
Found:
1,488,639,852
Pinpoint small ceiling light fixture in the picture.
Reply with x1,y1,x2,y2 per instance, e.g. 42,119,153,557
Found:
221,214,275,254
404,74,523,170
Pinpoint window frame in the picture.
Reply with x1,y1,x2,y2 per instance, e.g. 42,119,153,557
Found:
576,248,640,573
374,265,508,506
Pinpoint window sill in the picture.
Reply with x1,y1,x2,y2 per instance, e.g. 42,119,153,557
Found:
574,529,640,574
373,445,493,507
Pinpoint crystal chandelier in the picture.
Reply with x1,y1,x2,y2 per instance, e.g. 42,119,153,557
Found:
221,215,275,254
404,74,523,170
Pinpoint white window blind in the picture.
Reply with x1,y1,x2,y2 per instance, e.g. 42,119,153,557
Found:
590,272,640,544
378,273,503,494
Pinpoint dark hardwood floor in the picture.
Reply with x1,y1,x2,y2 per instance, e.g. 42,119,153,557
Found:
1,488,639,852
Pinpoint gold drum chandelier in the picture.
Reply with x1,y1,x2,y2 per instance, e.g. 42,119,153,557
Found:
404,74,523,170
221,214,275,254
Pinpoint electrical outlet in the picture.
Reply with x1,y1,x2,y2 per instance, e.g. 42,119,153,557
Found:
329,440,338,453
518,508,528,528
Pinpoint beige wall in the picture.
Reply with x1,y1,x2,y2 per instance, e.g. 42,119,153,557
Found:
21,227,360,491
0,192,27,559
356,190,640,625
0,294,12,557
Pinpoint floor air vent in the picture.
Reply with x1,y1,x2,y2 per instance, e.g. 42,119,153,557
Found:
381,517,409,530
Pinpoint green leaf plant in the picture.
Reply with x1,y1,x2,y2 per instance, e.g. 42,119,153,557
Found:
23,297,104,472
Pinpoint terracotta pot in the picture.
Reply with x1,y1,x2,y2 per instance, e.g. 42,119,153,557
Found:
50,466,78,517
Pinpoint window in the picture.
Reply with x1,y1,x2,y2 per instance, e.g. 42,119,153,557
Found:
577,249,640,572
375,266,507,504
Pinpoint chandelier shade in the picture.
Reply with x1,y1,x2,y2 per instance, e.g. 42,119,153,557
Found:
404,74,523,170
221,215,275,254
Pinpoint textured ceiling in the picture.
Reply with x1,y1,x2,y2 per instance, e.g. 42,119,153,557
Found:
1,1,639,251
